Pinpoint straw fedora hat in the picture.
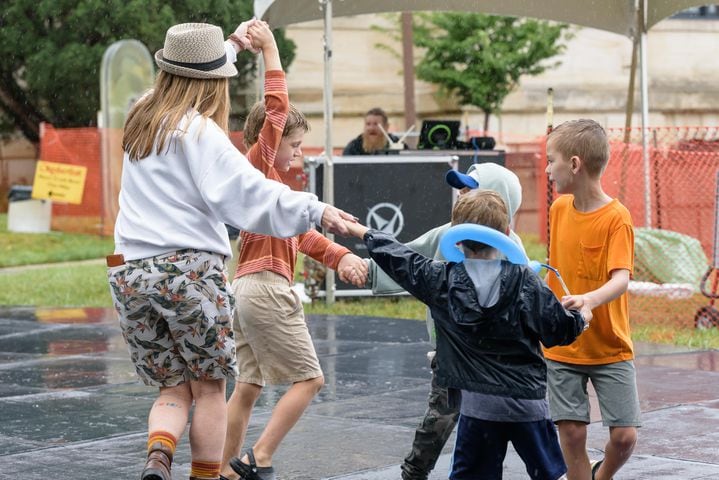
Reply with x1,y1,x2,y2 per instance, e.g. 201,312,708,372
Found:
155,23,238,79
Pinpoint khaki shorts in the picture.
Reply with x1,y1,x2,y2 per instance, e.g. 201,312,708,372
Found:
547,359,642,427
232,271,322,386
108,249,238,387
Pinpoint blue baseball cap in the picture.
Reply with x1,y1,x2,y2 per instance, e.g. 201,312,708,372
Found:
445,169,479,189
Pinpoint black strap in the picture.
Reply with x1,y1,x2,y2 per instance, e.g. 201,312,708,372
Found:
247,448,258,472
161,53,226,71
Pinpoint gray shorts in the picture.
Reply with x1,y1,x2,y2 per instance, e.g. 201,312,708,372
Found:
547,359,642,427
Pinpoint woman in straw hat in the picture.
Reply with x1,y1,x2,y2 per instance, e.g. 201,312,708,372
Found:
108,21,354,480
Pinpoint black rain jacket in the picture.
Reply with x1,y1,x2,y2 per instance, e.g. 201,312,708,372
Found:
365,230,585,400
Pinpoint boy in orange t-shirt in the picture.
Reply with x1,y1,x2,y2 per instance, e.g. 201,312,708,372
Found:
544,119,640,480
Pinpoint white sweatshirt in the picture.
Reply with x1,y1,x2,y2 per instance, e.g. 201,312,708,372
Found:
114,111,326,261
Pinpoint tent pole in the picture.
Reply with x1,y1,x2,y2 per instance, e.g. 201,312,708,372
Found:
624,35,638,139
322,0,336,304
401,12,417,142
618,5,640,202
639,0,651,228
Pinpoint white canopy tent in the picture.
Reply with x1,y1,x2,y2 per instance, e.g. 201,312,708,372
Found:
255,0,702,36
254,0,706,301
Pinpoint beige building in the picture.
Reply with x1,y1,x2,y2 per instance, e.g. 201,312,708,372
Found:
282,13,719,149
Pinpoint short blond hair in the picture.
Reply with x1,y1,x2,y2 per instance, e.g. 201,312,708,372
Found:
451,189,508,252
243,101,309,149
548,119,609,177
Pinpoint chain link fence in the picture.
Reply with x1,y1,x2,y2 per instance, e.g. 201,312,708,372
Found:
537,126,719,329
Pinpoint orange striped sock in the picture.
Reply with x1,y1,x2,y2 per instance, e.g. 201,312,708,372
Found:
190,460,221,479
146,431,177,456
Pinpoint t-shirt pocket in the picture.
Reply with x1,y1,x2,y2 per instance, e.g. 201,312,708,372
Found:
578,242,606,281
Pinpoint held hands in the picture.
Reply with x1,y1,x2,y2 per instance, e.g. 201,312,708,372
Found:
247,19,276,52
561,294,594,325
337,254,369,287
320,205,358,237
231,19,261,54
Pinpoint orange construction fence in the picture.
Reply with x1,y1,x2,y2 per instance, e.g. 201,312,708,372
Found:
534,126,719,329
35,125,306,235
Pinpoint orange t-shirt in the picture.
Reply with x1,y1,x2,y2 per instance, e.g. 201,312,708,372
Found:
543,195,635,365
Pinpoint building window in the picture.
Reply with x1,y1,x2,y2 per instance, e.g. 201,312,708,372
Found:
672,4,719,19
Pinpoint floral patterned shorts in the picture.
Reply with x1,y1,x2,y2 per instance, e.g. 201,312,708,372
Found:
107,249,238,387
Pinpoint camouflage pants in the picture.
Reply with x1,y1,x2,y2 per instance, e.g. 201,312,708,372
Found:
401,353,460,480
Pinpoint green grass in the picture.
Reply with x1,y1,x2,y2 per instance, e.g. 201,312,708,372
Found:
519,232,549,262
1,221,718,350
306,295,425,319
632,324,719,349
0,214,114,267
0,263,112,307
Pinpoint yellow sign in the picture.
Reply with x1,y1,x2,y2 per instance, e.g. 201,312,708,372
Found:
32,160,87,204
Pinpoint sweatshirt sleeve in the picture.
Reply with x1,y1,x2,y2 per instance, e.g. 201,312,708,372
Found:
299,229,351,270
369,223,449,295
364,229,446,306
250,70,288,175
185,118,326,237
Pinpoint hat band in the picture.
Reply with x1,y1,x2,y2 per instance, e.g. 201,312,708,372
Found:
161,53,227,71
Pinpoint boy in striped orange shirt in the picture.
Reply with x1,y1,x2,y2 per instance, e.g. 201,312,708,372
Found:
220,21,367,480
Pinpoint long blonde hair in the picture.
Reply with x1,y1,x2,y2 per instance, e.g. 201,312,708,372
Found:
123,70,230,161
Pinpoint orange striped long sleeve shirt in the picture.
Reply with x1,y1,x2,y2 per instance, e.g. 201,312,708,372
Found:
234,70,350,283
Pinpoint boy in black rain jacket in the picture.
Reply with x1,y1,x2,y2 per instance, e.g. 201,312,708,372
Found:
343,189,587,480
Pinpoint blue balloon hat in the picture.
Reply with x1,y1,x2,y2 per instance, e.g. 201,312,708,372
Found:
440,224,528,265
528,260,543,273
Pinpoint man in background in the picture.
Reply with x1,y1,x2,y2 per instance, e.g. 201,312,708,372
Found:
343,107,403,155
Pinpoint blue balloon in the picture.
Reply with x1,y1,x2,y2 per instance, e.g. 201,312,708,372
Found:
529,260,544,273
440,224,528,265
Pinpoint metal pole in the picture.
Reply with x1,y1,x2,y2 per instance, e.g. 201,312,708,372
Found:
639,0,651,227
401,12,417,145
322,0,335,304
618,9,641,203
624,35,638,139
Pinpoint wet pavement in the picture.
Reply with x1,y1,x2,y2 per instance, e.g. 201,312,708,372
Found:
0,306,718,479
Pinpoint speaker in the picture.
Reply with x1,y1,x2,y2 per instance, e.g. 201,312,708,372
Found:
418,120,460,150
470,136,496,150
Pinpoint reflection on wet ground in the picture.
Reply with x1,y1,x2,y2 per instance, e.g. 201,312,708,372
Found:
0,307,718,479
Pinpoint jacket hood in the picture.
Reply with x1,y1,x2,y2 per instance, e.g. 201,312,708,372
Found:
446,262,518,327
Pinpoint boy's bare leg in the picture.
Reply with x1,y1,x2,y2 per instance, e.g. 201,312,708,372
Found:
247,376,324,466
594,426,637,480
188,379,228,462
557,420,592,480
221,381,263,477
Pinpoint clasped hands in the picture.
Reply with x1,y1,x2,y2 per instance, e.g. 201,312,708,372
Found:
231,18,266,54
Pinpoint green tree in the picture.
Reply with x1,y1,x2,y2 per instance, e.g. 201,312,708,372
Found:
0,0,295,143
413,12,569,133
